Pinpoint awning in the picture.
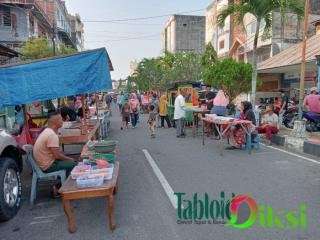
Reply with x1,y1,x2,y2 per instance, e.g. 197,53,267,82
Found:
258,34,320,74
0,48,112,107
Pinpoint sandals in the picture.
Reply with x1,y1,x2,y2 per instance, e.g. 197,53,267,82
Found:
51,185,61,199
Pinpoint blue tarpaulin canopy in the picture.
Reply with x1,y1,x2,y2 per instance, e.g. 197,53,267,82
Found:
0,48,112,107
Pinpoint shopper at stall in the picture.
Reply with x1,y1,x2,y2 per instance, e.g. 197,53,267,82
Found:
129,93,140,128
159,94,172,128
204,86,216,111
60,106,77,121
211,89,229,116
257,105,279,145
174,89,187,138
33,113,76,196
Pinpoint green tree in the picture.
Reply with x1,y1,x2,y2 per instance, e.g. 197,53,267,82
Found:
20,37,76,61
133,58,164,91
160,51,202,84
203,58,253,101
217,0,304,105
20,37,53,60
59,43,77,55
201,42,218,68
201,43,218,85
131,51,203,92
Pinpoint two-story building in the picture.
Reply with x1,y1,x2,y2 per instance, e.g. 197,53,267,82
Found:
206,0,320,64
52,0,75,49
68,13,84,51
162,14,205,54
0,0,53,51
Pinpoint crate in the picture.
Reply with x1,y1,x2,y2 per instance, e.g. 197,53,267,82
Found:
76,175,104,188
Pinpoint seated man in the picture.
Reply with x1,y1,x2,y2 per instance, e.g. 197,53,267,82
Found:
257,105,279,145
33,113,76,194
60,106,77,121
303,87,320,114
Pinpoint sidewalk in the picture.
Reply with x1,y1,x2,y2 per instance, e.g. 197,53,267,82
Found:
269,127,320,158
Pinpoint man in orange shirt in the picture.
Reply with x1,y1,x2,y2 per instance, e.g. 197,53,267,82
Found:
33,113,76,194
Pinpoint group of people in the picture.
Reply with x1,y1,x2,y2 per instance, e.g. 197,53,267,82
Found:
118,91,173,138
175,85,281,146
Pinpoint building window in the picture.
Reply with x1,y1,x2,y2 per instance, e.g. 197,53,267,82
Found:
219,40,225,49
0,6,11,26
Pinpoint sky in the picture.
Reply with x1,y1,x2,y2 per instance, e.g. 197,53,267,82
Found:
64,0,211,80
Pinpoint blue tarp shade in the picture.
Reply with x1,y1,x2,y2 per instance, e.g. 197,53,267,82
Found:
0,48,112,107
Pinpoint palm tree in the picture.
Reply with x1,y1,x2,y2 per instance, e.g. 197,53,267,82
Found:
217,0,304,105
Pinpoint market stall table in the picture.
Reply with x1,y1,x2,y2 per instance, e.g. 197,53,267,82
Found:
59,120,100,147
202,117,254,155
59,161,119,233
185,107,210,137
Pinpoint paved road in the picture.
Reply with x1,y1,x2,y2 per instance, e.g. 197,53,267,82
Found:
1,106,320,240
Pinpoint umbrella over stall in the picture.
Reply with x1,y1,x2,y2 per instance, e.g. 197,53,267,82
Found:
0,48,113,144
0,48,113,107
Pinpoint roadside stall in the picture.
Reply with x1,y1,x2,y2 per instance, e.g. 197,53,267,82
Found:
0,48,120,233
166,81,203,128
202,114,256,155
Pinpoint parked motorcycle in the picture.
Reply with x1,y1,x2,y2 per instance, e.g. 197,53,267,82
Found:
282,103,299,129
303,112,320,132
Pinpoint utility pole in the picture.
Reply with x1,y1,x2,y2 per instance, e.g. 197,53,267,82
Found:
52,22,57,56
298,0,309,119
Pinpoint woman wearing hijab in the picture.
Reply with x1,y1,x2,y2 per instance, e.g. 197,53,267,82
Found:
159,95,172,128
211,89,229,116
227,101,256,149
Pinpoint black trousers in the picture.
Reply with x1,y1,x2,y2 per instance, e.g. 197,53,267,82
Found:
160,115,172,128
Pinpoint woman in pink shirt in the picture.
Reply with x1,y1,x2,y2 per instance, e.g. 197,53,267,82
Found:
211,89,229,116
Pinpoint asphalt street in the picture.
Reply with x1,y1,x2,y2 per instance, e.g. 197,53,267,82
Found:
1,106,320,240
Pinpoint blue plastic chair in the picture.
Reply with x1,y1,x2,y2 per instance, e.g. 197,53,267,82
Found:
244,131,260,151
23,145,66,205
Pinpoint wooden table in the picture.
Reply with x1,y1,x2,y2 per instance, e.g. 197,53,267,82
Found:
59,120,100,145
59,161,119,233
202,117,253,155
185,107,210,137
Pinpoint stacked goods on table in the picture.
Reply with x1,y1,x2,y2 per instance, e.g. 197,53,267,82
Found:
72,155,115,188
73,140,118,188
185,106,204,112
81,140,118,159
59,121,82,137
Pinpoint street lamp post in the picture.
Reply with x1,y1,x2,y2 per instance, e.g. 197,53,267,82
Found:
316,55,320,93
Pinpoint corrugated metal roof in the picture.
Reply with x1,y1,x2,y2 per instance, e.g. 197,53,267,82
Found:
258,34,320,72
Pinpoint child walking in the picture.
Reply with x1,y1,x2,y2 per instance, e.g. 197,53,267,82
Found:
148,105,157,138
121,102,130,130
